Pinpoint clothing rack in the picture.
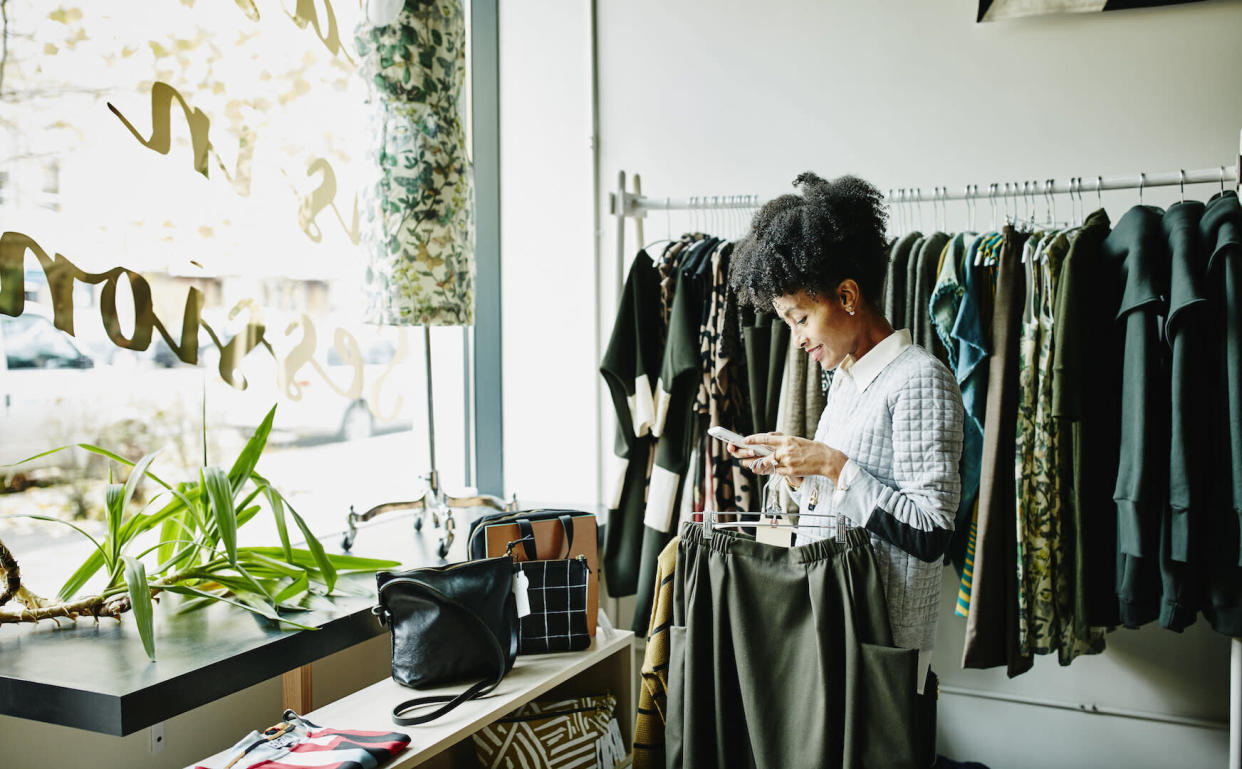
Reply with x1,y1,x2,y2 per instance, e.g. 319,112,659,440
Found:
608,131,1242,769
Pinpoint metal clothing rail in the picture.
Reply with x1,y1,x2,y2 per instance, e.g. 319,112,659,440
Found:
607,130,1242,769
616,166,1239,214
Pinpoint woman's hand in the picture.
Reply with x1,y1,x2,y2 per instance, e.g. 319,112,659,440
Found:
726,431,849,484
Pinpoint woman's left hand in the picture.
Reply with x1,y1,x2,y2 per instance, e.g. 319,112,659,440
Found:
727,432,849,483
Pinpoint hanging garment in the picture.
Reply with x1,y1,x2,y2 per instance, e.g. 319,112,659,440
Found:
632,537,679,769
912,232,952,361
600,250,665,598
741,308,788,435
951,234,993,615
788,329,963,689
355,0,474,325
1051,209,1120,630
884,232,923,329
1013,231,1048,655
904,234,928,332
1027,229,1107,662
1102,205,1168,629
963,226,1033,676
638,238,720,631
1199,190,1242,636
1161,200,1209,632
665,524,920,769
702,244,753,513
779,336,828,441
931,232,973,374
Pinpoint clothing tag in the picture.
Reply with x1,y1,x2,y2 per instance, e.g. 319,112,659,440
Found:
755,516,793,548
513,570,531,618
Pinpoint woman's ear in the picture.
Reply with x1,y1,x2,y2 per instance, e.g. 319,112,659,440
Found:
837,280,861,315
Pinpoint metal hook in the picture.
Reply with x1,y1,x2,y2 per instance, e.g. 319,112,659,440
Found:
1096,176,1103,209
1045,179,1054,225
1138,172,1146,206
1222,166,1228,193
989,183,998,231
1179,170,1186,203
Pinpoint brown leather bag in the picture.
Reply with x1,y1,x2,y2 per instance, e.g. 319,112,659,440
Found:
468,510,598,635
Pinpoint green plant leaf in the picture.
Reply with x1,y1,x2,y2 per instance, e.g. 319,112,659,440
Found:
3,514,109,569
122,556,156,661
104,483,125,569
59,552,106,602
162,585,317,630
2,444,75,467
157,510,189,569
77,444,199,518
233,561,274,600
235,504,262,529
274,572,309,605
135,538,198,563
202,467,237,565
228,406,276,492
119,450,161,531
251,480,336,592
239,550,305,579
244,546,399,572
264,486,294,562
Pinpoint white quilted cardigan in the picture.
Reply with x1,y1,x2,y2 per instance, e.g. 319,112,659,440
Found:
791,330,964,664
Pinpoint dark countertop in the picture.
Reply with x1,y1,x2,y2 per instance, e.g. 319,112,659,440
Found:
0,511,443,736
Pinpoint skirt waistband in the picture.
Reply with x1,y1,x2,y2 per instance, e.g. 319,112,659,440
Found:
679,520,871,564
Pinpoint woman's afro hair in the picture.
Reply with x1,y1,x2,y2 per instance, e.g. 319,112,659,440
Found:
729,172,889,311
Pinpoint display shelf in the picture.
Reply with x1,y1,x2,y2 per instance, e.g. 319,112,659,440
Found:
195,629,635,769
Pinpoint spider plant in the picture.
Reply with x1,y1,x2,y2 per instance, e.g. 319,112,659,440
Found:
0,405,399,660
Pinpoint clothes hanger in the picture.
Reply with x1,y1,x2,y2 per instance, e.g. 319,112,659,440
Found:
705,476,852,543
1179,170,1186,204
639,197,676,256
1138,172,1146,207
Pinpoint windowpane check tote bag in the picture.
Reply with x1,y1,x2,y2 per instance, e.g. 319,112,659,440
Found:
468,508,600,635
506,518,593,654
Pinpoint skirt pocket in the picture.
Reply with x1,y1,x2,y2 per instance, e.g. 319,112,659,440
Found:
847,642,920,769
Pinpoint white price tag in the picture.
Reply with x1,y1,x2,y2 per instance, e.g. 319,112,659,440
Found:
513,570,531,618
755,516,793,548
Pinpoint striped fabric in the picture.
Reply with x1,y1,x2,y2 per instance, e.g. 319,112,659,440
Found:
517,558,591,654
471,694,627,769
632,537,678,768
193,712,409,769
955,503,979,617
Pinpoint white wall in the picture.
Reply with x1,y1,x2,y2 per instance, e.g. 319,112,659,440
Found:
501,0,1242,765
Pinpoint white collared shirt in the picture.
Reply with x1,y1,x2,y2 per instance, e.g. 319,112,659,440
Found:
837,328,913,392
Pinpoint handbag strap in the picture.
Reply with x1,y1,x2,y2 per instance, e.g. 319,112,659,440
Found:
387,578,510,726
514,515,577,560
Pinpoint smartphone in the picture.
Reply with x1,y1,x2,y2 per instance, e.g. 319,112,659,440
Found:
708,426,773,457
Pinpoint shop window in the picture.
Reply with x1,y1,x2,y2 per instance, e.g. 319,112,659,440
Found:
0,1,475,565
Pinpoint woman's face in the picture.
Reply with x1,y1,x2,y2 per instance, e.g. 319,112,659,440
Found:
772,288,856,371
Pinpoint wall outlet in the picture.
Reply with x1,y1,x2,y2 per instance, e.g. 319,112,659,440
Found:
150,722,166,754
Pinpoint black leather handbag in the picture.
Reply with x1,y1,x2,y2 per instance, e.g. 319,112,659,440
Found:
374,556,518,725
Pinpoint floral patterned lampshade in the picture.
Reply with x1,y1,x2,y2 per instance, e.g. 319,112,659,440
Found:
355,0,474,327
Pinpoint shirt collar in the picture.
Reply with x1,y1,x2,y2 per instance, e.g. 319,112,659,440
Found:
838,329,912,392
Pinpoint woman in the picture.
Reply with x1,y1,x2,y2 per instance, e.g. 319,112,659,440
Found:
727,172,965,693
